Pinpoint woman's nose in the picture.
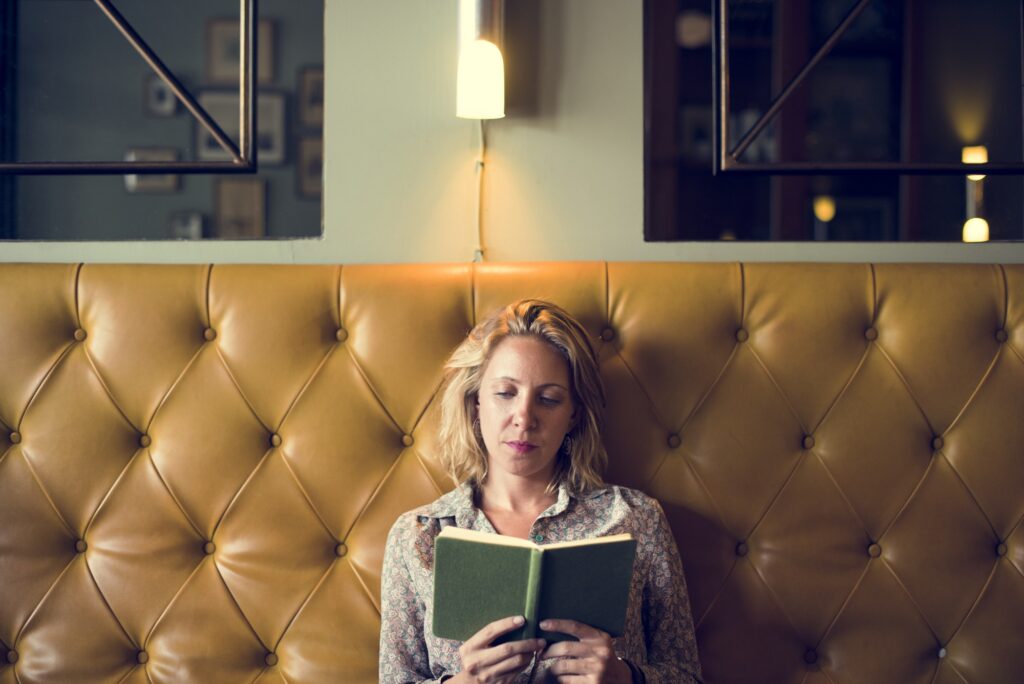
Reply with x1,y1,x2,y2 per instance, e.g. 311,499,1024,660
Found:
512,397,536,427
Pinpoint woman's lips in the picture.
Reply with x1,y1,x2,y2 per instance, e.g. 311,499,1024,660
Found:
505,441,537,454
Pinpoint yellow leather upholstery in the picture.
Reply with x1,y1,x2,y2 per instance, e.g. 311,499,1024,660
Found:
1,262,1021,683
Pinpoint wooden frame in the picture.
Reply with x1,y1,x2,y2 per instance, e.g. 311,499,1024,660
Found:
298,66,324,129
297,136,323,198
214,178,265,238
196,91,285,165
123,148,179,192
207,17,275,85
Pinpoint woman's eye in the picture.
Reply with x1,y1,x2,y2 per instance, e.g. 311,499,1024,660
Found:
539,396,562,406
495,391,513,398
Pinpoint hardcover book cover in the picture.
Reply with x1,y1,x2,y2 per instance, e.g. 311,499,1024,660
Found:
432,527,637,644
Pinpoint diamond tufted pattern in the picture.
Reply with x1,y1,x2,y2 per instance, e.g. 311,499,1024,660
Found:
1,262,1022,683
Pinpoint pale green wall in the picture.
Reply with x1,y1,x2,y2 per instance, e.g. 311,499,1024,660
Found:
1,0,1022,263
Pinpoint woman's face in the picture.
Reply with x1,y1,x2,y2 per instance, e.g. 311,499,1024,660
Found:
476,335,576,485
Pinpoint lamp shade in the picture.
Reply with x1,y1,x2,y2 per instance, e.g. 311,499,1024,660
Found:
457,39,505,119
457,0,505,119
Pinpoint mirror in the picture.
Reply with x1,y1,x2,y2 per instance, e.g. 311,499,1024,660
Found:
645,0,1024,242
0,0,324,240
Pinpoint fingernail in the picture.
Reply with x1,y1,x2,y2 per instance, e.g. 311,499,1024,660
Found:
539,620,552,629
514,616,525,625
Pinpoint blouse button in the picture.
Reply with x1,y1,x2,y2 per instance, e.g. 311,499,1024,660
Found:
533,534,544,543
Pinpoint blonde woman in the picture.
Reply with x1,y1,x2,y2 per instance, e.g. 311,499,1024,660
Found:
380,300,702,683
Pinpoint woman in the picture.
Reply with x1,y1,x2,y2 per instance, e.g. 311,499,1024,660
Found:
379,300,702,683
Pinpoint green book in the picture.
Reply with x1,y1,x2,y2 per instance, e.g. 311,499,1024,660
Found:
432,527,637,644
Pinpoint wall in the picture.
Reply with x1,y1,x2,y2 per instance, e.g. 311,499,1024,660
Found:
1,0,1021,263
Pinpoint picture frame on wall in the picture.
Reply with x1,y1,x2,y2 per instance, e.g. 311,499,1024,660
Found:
144,74,178,117
297,136,323,198
298,66,324,129
206,18,275,85
123,148,180,193
195,91,286,165
168,211,205,239
214,178,265,238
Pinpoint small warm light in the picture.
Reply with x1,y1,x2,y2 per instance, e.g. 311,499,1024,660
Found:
962,145,988,181
456,39,505,119
962,217,990,243
813,195,836,223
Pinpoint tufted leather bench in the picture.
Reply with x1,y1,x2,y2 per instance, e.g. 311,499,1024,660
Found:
0,262,1021,683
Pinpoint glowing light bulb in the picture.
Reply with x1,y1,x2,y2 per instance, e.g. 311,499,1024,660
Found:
456,39,505,119
962,217,990,243
813,195,836,223
962,145,988,181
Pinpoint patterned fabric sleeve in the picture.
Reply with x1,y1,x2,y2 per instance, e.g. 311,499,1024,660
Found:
635,500,704,684
378,514,443,684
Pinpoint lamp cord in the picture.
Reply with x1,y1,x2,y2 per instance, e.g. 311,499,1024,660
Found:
473,119,487,262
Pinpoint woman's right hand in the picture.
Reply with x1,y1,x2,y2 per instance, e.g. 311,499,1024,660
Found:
450,615,546,683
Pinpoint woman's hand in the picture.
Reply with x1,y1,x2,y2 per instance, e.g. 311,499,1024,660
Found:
538,620,633,683
451,615,546,684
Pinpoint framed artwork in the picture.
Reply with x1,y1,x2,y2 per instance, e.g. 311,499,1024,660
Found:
123,148,179,193
196,91,286,165
168,211,204,239
297,136,323,198
298,66,324,129
214,178,265,238
144,74,178,117
206,18,275,85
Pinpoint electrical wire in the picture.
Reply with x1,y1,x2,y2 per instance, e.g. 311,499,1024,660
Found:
473,119,487,262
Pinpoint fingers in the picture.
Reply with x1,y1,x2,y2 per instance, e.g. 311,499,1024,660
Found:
464,615,528,649
474,637,546,671
458,616,546,683
539,619,606,641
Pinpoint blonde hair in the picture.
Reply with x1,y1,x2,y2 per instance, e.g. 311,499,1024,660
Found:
438,299,607,494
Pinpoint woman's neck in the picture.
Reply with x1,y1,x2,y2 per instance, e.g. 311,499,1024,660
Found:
476,474,557,516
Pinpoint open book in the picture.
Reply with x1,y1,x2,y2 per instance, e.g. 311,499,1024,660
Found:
432,527,637,644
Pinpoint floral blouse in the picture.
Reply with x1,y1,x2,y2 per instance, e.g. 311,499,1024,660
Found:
378,482,703,683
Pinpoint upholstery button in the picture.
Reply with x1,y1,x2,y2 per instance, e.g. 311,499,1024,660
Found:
735,542,748,557
9,431,21,444
270,433,282,447
336,327,348,343
804,649,818,665
204,541,216,555
996,542,1008,557
203,327,217,341
73,328,87,342
995,329,1008,343
600,327,616,342
932,436,944,451
735,328,749,343
401,434,415,447
6,649,17,664
667,433,681,449
864,327,878,341
868,543,882,558
802,435,815,450
937,646,947,659
265,652,278,667
139,434,151,448
75,539,87,553
335,542,348,558
136,650,149,665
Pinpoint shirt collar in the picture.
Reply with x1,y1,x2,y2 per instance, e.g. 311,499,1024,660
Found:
418,480,599,526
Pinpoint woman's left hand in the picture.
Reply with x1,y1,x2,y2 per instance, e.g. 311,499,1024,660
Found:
537,619,633,683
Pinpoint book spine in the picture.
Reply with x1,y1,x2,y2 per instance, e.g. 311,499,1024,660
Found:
522,548,544,639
